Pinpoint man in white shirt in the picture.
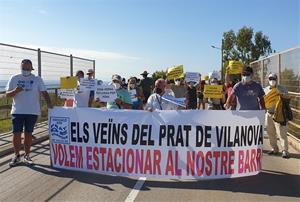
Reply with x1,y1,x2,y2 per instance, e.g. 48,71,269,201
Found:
145,79,177,111
6,59,53,166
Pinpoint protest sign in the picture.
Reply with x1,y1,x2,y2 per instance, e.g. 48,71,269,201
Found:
167,65,184,80
60,76,78,89
129,89,138,102
204,85,223,98
79,79,96,91
49,108,264,179
208,71,221,80
185,72,201,83
265,88,280,109
95,84,117,102
58,89,76,99
226,61,243,75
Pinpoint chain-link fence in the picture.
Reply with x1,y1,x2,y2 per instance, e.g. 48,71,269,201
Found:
250,45,300,139
0,43,95,133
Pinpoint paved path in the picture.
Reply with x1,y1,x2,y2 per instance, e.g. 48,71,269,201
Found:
0,137,299,201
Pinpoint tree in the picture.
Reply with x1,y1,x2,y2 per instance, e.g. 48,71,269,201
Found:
152,70,167,82
223,26,273,65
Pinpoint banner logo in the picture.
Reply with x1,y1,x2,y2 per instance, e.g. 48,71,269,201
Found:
49,117,70,144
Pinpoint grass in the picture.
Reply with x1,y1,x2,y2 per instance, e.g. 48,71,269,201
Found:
0,91,64,134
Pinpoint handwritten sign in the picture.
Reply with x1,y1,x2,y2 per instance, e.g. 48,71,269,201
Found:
226,61,243,75
95,85,117,102
204,85,223,99
185,72,201,83
129,89,138,102
79,79,96,91
58,89,76,99
167,65,184,80
60,76,77,89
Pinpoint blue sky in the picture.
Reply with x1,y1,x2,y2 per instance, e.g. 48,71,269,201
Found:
0,0,299,81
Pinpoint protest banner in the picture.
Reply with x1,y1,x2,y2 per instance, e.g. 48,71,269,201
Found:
167,65,184,80
265,88,280,109
185,72,201,83
60,76,78,89
204,85,223,98
95,84,117,102
226,61,243,75
208,71,221,80
49,108,264,179
79,79,96,91
58,89,76,99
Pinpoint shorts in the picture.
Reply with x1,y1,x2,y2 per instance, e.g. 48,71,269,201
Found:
12,114,38,133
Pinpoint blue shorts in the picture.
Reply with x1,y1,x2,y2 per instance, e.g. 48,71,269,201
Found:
12,114,38,133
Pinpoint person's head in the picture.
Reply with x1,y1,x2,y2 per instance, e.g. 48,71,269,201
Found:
141,70,149,79
128,77,137,89
112,74,122,89
241,66,253,84
21,59,33,77
210,78,218,85
154,79,166,95
268,73,278,87
75,70,84,80
174,78,182,86
87,69,94,79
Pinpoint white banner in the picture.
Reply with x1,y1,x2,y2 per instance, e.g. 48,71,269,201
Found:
49,108,264,179
58,89,76,99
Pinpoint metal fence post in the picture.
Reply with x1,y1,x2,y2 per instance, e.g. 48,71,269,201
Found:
278,54,281,85
37,48,42,77
261,60,264,85
70,54,73,76
93,60,96,79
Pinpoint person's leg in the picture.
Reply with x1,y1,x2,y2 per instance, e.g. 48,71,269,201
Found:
11,114,24,155
24,115,38,156
274,121,288,151
266,113,279,152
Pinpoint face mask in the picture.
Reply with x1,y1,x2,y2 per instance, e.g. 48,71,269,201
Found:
175,80,180,85
205,80,209,84
129,83,136,89
269,80,277,87
242,76,252,83
154,87,163,95
22,70,31,77
113,83,121,89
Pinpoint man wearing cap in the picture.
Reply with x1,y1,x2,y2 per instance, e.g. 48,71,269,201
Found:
224,66,266,110
139,71,154,104
6,59,53,166
107,74,132,109
264,73,290,158
86,69,95,107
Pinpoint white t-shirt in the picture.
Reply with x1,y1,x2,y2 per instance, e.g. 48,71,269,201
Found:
74,90,90,107
6,74,47,115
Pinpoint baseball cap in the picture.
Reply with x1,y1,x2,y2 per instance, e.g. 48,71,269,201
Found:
21,59,34,70
242,66,253,75
86,69,94,74
268,73,278,80
112,74,122,82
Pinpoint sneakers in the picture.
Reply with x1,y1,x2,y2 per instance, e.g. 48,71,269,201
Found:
267,149,279,155
282,150,290,159
9,154,21,167
23,154,34,165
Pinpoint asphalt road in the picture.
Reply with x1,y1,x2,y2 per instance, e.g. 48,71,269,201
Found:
0,138,299,202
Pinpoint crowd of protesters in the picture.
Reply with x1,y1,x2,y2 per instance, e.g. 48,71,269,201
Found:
5,59,293,167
